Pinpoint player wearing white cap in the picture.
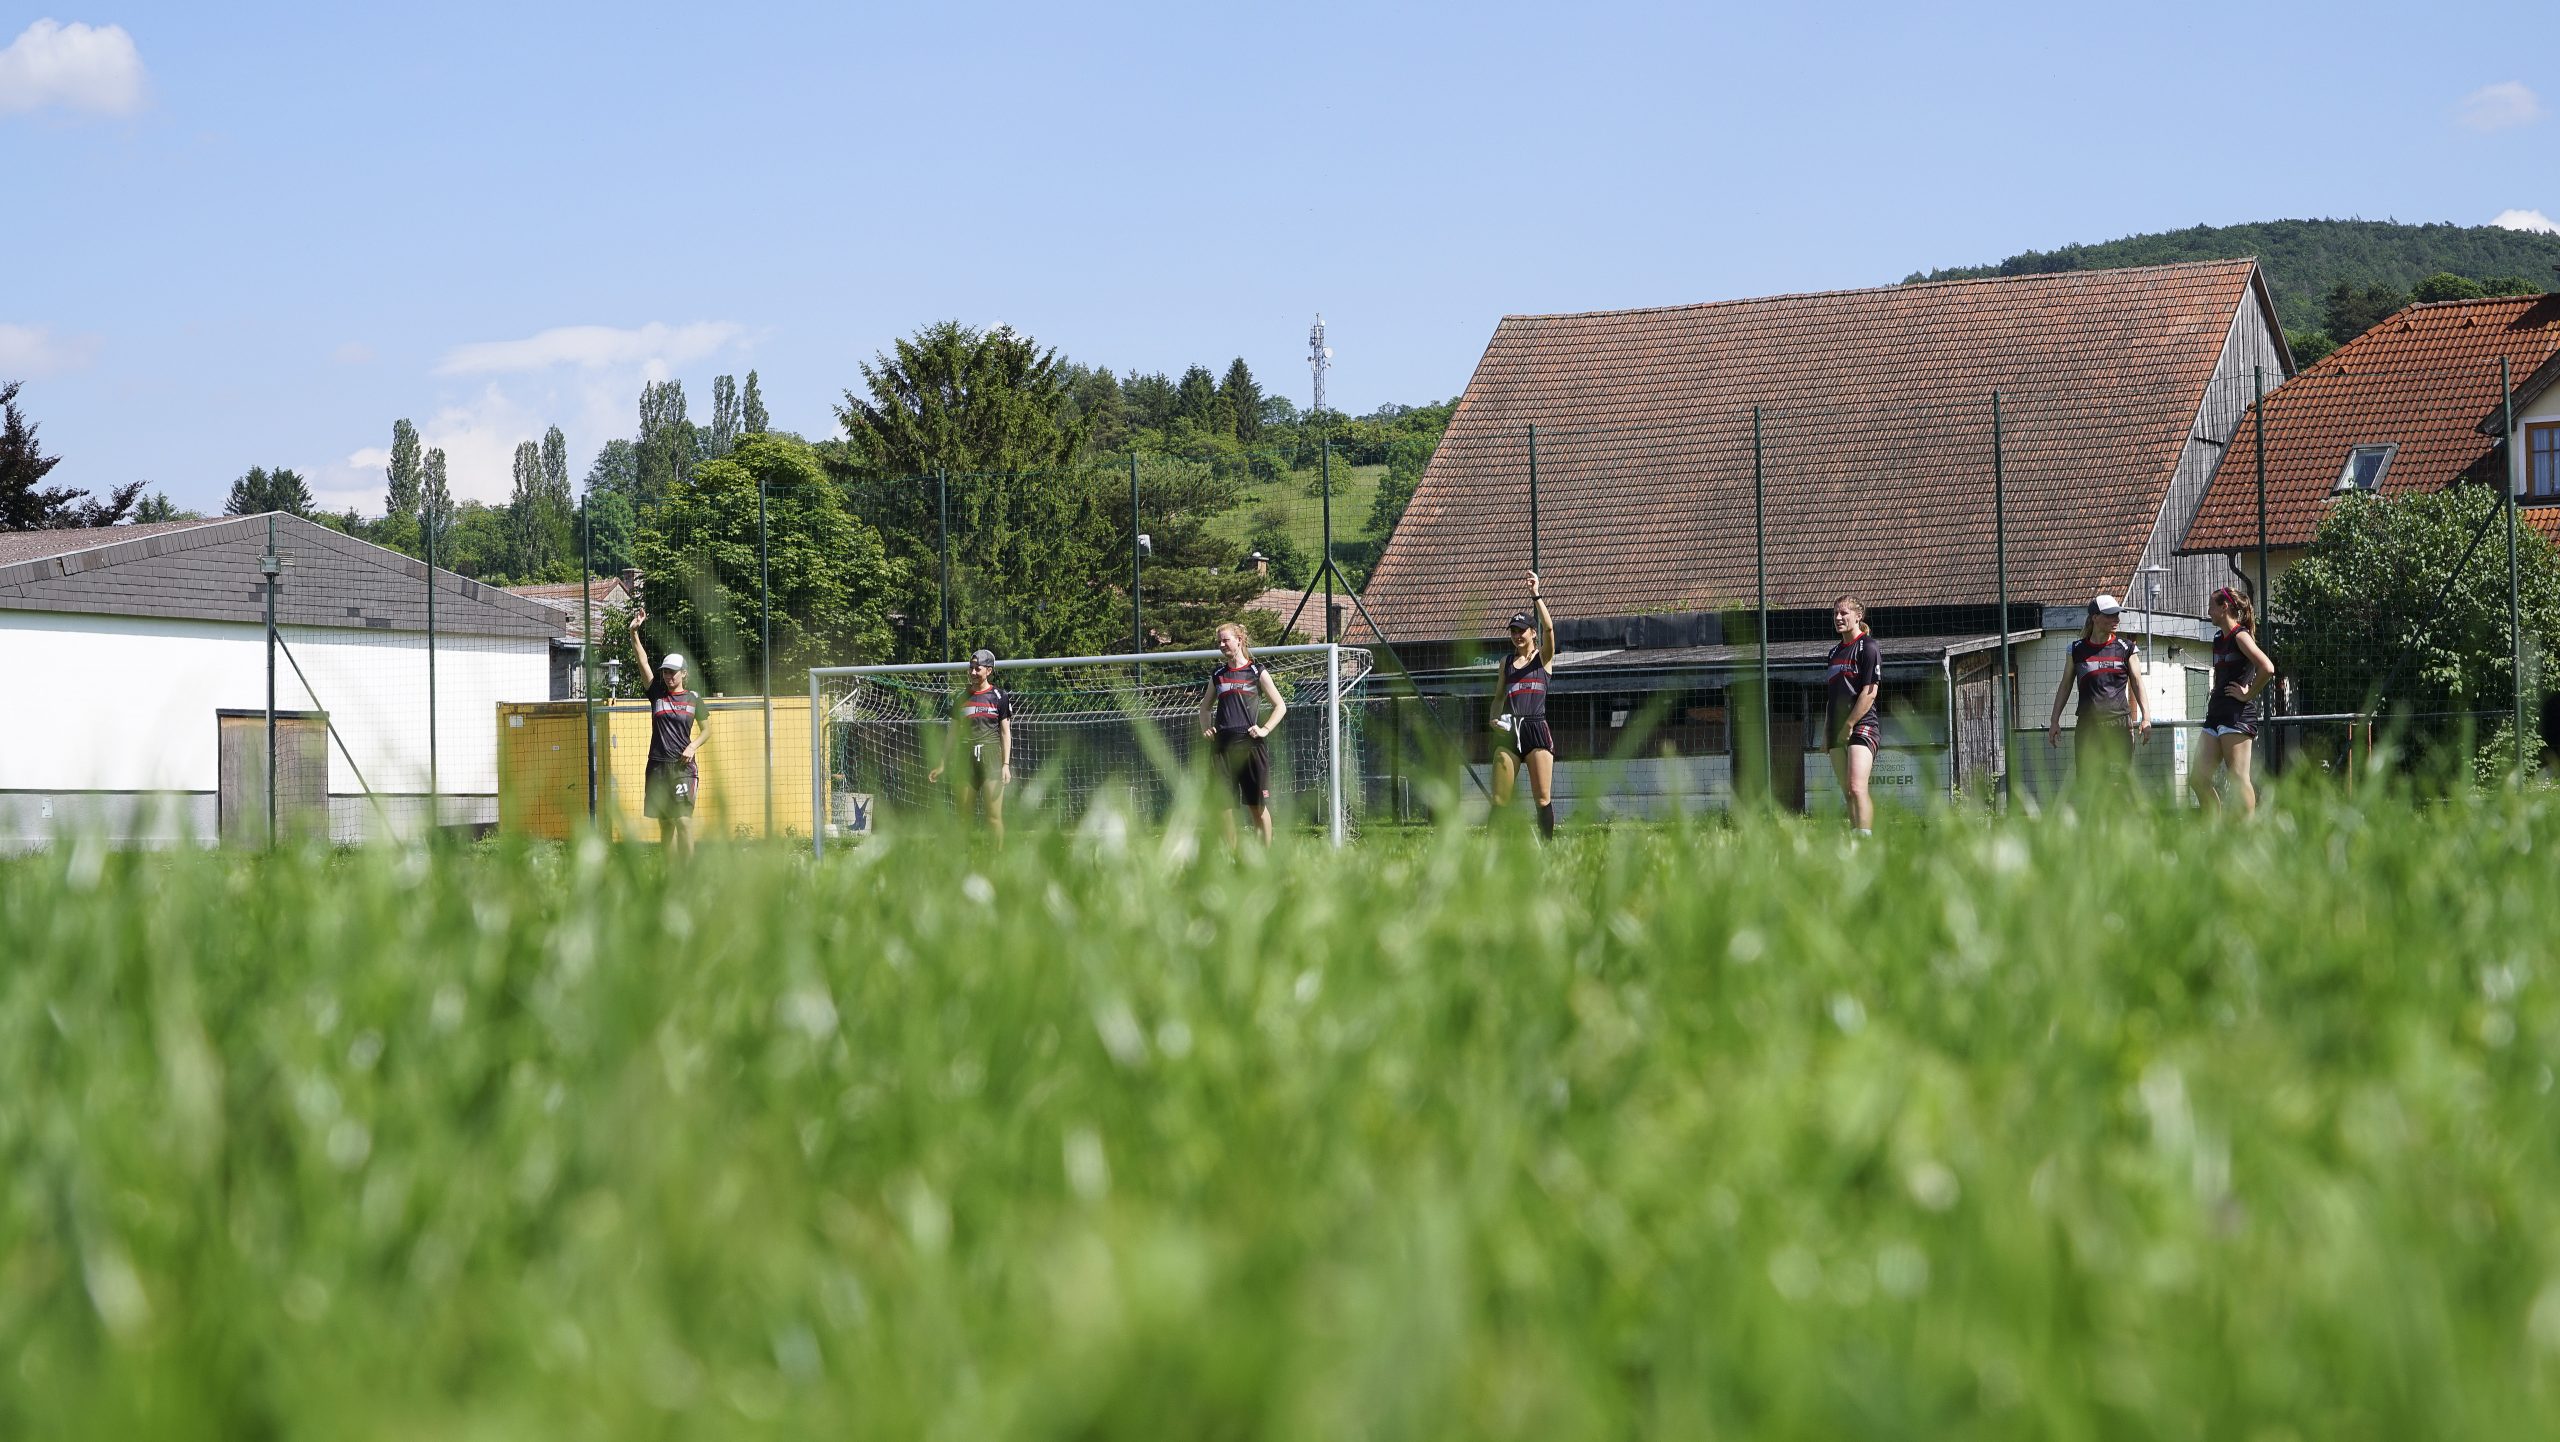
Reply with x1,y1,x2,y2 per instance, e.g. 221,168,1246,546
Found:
629,607,707,857
2046,593,2150,794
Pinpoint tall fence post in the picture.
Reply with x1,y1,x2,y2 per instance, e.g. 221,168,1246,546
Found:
2505,357,2526,779
580,497,596,821
759,473,774,835
2253,365,2272,751
1992,390,2011,812
263,514,280,848
1752,406,1770,803
423,504,439,836
1129,452,1143,653
1321,437,1336,643
1526,423,1541,576
937,467,953,664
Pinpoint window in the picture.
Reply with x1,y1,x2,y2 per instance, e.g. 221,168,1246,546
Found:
2529,422,2560,503
2334,443,2396,493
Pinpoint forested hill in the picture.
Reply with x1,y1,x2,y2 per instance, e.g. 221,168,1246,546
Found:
1907,219,2560,353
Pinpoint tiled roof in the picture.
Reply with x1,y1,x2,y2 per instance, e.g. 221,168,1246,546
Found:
1360,261,2268,642
503,575,630,635
0,517,227,567
2182,295,2560,554
1241,582,1332,640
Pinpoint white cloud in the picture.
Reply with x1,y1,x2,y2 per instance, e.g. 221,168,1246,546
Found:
435,321,745,377
2459,81,2543,133
0,20,146,117
0,322,99,375
2491,208,2559,235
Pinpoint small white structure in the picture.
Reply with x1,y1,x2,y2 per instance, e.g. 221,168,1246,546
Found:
0,513,561,846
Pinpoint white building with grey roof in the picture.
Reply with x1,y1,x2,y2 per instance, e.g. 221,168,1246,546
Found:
0,513,561,846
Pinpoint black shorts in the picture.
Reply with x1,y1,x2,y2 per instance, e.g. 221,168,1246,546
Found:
1508,716,1556,757
2202,695,2256,739
644,758,697,819
953,739,1002,789
1214,730,1270,809
2075,716,2134,770
1831,713,1882,751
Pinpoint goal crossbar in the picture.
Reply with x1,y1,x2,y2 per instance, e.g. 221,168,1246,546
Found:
810,644,1361,854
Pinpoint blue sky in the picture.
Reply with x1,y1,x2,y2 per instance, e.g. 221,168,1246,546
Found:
5,1,2551,514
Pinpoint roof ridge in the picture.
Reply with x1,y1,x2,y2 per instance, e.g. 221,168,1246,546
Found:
1501,259,2258,323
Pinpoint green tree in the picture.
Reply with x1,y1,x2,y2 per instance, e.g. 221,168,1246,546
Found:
1123,371,1177,432
1367,430,1439,543
632,433,898,692
131,492,200,524
385,418,423,519
421,448,454,540
583,489,637,576
635,380,693,509
223,466,315,518
1124,453,1270,647
1,382,141,529
2271,484,2560,746
2411,272,2488,303
1066,364,1130,453
708,374,742,458
507,438,573,581
2322,280,2410,347
1220,358,1264,443
1175,364,1221,430
834,321,1115,660
2287,330,2339,368
742,370,770,435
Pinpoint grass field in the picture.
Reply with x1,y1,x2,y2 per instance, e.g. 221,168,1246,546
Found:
1204,462,1388,562
7,794,2560,1438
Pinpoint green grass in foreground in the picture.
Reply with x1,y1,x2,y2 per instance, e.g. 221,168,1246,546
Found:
7,796,2560,1438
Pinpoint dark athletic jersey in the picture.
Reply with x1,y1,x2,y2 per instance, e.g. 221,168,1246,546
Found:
1824,633,1882,735
1208,662,1266,733
1500,652,1550,719
958,684,1012,740
2211,626,2255,698
2069,636,2137,715
646,676,702,765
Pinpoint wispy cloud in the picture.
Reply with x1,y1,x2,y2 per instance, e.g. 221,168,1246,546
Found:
2459,81,2543,133
0,322,100,375
2490,208,2558,235
435,321,745,377
0,20,146,118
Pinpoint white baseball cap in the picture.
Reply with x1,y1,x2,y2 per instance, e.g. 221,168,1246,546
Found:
2089,594,2123,616
659,652,687,672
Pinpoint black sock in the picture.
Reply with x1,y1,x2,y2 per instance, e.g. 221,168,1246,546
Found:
1537,803,1556,839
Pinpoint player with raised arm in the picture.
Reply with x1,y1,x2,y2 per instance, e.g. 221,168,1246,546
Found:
927,648,1014,842
1824,596,1883,837
1492,571,1560,840
2192,586,2276,818
1199,621,1288,845
2046,593,2150,797
629,607,706,857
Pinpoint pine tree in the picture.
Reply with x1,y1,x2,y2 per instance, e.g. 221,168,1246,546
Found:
541,425,569,501
385,418,423,517
1219,358,1263,442
742,370,770,434
708,374,742,458
223,466,314,518
1175,365,1220,427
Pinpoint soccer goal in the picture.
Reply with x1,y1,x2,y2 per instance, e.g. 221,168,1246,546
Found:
810,644,1375,852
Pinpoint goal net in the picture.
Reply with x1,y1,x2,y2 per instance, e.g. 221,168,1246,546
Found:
810,644,1374,850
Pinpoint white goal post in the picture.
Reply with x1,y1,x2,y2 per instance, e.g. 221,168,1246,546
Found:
809,644,1373,854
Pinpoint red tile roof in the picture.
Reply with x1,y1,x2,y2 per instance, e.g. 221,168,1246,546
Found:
1361,261,2271,642
2181,295,2560,554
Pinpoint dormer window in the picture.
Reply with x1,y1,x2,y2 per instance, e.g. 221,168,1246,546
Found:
2334,444,2396,493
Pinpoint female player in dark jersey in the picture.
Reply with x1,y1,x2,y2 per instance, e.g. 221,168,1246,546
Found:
1198,621,1289,844
2190,586,2275,817
2046,593,2152,793
927,648,1014,841
1492,571,1560,839
1824,595,1883,836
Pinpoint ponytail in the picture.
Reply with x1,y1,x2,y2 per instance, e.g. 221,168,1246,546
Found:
2213,586,2256,632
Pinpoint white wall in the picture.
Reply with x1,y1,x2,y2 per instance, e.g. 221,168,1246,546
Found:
2,610,550,796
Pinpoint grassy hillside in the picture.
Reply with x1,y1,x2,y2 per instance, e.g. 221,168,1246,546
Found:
9,792,2560,1438
1907,218,2560,335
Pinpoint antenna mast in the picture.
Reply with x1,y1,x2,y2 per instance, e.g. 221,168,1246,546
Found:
1308,313,1331,419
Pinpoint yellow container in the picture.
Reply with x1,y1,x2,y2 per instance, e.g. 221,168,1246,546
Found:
498,696,814,842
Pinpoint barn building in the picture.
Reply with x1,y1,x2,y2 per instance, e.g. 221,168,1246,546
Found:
1355,260,2294,814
